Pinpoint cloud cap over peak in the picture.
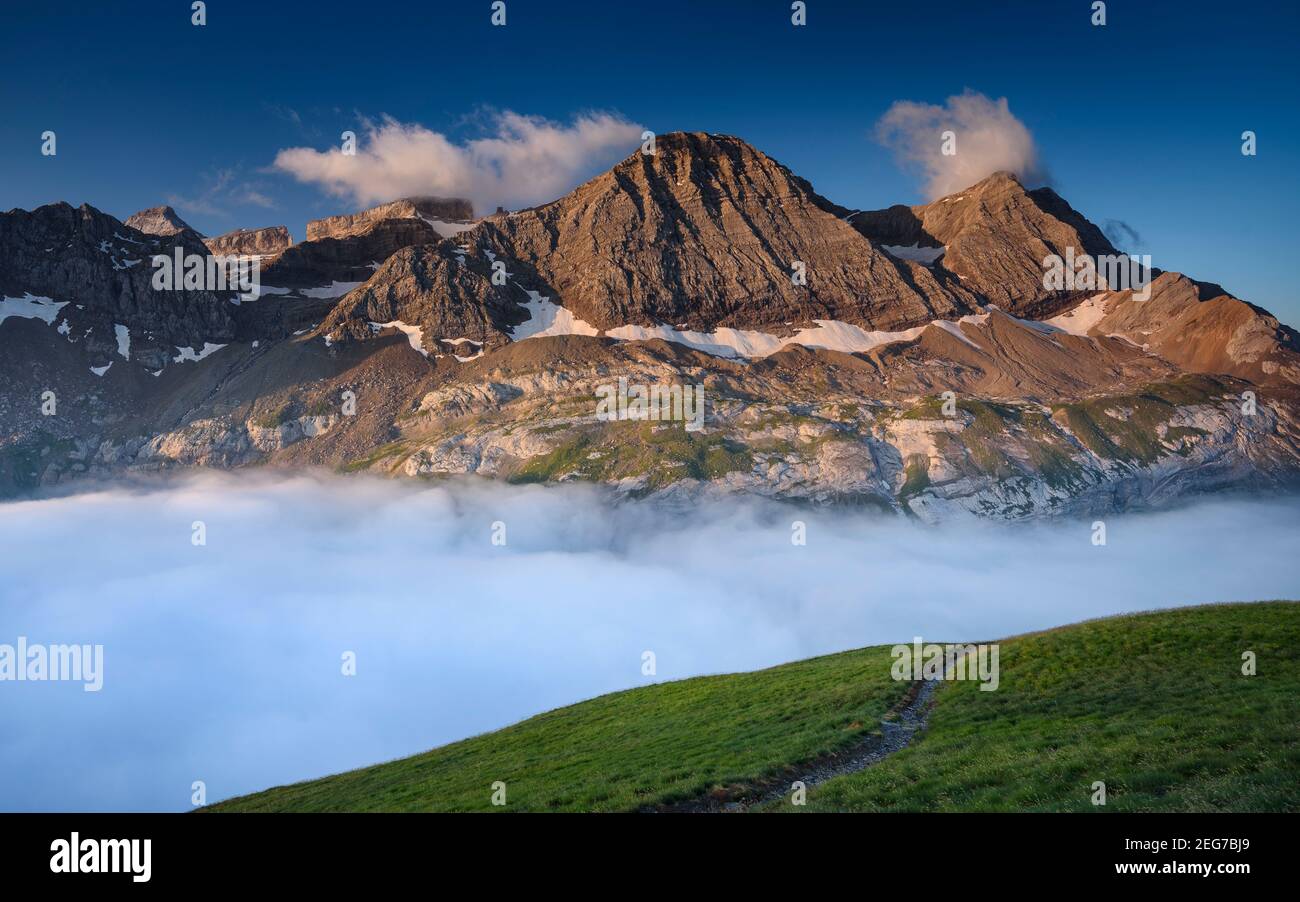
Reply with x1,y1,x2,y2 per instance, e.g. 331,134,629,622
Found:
876,91,1049,200
273,110,643,215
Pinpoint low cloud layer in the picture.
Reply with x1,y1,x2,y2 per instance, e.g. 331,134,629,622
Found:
1,473,1296,811
876,91,1049,199
273,111,642,214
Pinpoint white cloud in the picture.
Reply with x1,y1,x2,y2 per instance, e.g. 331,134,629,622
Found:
1,472,1296,811
273,111,643,215
876,91,1049,200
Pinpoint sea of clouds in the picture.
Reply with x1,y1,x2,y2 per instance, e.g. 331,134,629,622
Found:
1,472,1296,811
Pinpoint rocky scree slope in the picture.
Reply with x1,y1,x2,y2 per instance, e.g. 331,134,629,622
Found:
2,133,1299,517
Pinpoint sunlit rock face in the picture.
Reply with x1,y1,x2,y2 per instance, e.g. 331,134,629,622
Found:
2,134,1299,516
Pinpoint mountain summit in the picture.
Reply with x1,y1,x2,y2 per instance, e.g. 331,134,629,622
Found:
1,132,1297,517
465,132,976,332
124,204,199,238
847,171,1119,312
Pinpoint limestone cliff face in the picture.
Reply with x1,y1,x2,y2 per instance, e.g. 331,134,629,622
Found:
847,171,1119,313
4,134,1299,517
460,132,977,333
124,204,201,239
320,243,523,352
306,197,474,242
0,202,237,354
1076,273,1300,387
205,225,292,257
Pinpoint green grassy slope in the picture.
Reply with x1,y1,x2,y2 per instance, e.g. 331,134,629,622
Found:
211,601,1299,813
211,644,912,812
796,601,1300,812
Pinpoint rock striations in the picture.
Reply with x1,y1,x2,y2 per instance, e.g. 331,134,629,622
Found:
2,132,1298,516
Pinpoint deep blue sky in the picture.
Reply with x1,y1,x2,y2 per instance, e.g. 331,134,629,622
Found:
2,0,1296,323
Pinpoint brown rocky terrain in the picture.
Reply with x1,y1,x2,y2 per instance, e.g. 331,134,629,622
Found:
306,196,474,241
1061,273,1300,387
459,132,978,333
845,171,1119,313
124,204,202,240
205,225,292,258
3,132,1298,518
0,202,237,369
319,242,525,351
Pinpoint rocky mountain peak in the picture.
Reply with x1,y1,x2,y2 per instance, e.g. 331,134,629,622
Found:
124,204,200,238
306,196,474,242
443,131,975,336
0,201,238,361
2,134,1298,515
849,168,1117,313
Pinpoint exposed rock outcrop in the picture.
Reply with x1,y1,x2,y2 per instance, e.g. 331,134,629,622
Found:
124,204,202,239
460,132,978,333
0,202,238,362
847,171,1118,313
306,197,474,241
205,225,292,257
319,242,523,351
4,133,1299,519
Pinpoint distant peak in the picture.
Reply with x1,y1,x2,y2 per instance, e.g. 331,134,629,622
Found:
125,204,200,237
959,170,1027,195
985,170,1023,184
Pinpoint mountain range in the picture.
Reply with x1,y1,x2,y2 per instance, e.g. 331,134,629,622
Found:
2,132,1297,519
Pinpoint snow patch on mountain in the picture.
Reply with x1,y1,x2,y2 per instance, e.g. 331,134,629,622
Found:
418,214,477,238
604,314,991,359
509,288,600,341
931,319,984,350
370,320,428,356
114,324,131,360
173,342,227,363
299,281,364,300
1,293,68,326
1044,293,1110,336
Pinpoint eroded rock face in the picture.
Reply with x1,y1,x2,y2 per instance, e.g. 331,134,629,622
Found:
5,134,1300,520
462,132,977,333
262,218,446,290
109,412,340,469
1081,274,1300,387
0,202,238,354
342,334,1300,521
320,243,525,351
205,226,292,258
848,171,1118,313
306,197,474,242
124,205,201,239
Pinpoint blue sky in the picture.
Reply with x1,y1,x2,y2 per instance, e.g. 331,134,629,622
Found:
2,0,1297,323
